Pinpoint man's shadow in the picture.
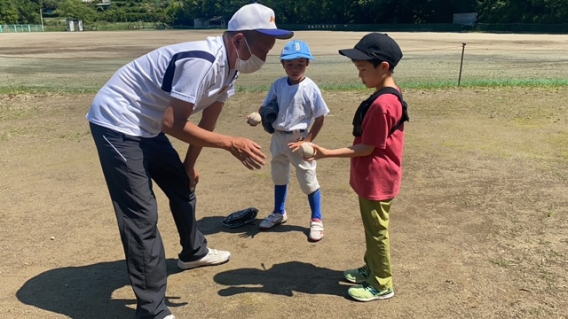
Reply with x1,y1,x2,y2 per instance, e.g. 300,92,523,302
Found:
214,261,348,297
198,216,309,239
16,259,186,319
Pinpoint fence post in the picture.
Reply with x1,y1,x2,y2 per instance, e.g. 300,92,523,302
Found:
458,42,466,86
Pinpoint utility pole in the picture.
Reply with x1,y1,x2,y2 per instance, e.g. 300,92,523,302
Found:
458,43,466,86
40,8,45,31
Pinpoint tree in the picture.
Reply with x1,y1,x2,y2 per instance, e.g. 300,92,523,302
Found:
57,0,96,23
0,0,21,24
3,0,568,26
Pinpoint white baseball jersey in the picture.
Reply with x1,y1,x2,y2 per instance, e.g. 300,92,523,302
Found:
262,76,329,132
87,36,238,137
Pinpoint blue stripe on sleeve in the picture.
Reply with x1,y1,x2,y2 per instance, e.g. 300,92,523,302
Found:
161,50,215,93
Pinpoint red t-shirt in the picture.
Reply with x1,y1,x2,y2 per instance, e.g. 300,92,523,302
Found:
350,91,405,201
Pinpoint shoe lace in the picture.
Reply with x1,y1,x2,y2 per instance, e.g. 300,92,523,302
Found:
267,213,283,221
362,282,381,295
358,267,370,278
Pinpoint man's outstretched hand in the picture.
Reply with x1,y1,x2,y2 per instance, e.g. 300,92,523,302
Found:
229,137,266,169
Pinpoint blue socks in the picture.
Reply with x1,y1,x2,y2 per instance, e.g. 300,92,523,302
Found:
274,185,322,220
274,184,288,214
308,189,322,220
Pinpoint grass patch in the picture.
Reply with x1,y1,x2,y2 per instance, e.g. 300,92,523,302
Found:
0,86,99,95
236,78,568,92
2,79,568,95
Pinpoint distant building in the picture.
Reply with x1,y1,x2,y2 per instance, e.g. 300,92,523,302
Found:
67,18,84,32
194,16,226,29
96,0,111,10
453,12,478,28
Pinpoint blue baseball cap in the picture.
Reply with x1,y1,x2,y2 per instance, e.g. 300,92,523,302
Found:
280,40,314,60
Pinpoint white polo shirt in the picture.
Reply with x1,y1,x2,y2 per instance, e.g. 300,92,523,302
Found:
87,36,238,137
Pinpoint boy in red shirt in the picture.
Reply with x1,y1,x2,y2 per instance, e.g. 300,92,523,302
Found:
302,33,406,301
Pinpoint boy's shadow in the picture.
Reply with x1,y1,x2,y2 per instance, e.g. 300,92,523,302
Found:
214,261,348,297
198,216,309,239
16,259,186,319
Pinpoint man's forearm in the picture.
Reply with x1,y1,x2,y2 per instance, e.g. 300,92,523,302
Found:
164,121,232,149
184,144,202,168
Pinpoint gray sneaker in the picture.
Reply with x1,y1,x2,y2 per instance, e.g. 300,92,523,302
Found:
177,248,231,270
259,211,287,229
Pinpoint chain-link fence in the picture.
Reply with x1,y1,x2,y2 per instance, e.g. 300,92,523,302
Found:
0,24,44,33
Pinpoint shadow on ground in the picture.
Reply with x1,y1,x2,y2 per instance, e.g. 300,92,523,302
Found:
197,216,309,239
16,259,186,319
214,261,348,298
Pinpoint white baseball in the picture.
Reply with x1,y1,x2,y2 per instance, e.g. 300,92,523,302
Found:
299,143,315,158
247,112,261,125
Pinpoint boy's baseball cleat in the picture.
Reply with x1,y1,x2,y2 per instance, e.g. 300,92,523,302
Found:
259,211,287,229
308,219,324,242
343,267,370,283
177,248,231,270
347,283,394,302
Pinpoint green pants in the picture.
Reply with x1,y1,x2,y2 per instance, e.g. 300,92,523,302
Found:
359,197,393,291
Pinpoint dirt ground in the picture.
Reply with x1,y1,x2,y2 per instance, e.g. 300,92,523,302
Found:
1,31,568,319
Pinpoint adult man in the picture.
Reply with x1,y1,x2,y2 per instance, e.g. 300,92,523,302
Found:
87,3,293,319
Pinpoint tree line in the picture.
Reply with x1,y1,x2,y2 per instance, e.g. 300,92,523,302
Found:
1,0,567,26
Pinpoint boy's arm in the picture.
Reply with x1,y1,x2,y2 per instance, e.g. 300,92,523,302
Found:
253,80,277,122
312,143,374,159
303,115,324,143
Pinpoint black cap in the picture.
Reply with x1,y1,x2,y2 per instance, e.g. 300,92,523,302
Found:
339,33,403,69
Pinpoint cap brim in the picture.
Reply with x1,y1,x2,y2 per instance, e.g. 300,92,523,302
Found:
338,48,371,60
281,53,314,60
257,29,294,39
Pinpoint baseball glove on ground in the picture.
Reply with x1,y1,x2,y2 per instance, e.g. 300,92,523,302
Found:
222,207,259,229
261,99,279,134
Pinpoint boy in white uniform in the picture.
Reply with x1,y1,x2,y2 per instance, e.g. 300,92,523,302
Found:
249,40,329,242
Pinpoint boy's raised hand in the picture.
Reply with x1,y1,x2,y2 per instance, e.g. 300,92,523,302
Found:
246,112,262,126
287,140,304,152
288,141,328,161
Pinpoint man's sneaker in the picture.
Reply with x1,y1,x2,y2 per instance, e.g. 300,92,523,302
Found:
343,267,370,283
308,219,324,242
259,211,287,229
177,248,231,270
164,315,175,319
348,283,394,302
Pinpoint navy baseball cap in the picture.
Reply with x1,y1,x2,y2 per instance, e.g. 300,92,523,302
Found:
339,33,403,69
281,40,314,60
228,3,294,39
